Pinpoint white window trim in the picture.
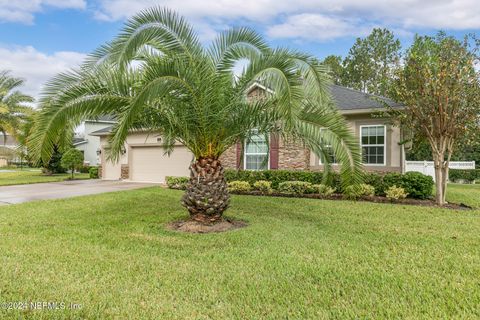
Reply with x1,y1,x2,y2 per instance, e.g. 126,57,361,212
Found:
318,146,338,165
244,132,270,171
318,128,338,165
359,124,387,166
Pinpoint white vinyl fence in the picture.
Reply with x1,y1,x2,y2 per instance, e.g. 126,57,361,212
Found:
405,161,476,181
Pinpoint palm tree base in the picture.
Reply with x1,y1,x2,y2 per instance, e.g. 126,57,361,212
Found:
168,217,247,233
181,158,230,224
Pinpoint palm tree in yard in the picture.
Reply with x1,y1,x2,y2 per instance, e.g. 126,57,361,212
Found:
31,7,362,224
0,71,34,141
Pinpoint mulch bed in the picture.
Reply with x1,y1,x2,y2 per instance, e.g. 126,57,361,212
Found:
167,218,248,233
230,191,473,211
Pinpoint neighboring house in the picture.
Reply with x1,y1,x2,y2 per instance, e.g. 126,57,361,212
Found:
0,133,20,166
92,84,404,183
73,116,116,166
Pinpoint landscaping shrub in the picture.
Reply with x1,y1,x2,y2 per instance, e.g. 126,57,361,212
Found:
224,169,339,190
227,181,251,192
253,180,273,194
344,184,375,200
166,176,189,190
277,181,312,195
79,165,91,174
89,167,99,179
383,171,433,199
363,172,387,195
311,184,335,196
449,169,480,183
385,185,408,200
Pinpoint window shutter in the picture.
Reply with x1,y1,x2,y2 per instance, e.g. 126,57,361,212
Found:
236,141,242,169
269,133,279,170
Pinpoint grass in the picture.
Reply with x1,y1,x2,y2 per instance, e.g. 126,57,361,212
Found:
0,185,479,319
0,170,90,186
445,183,480,208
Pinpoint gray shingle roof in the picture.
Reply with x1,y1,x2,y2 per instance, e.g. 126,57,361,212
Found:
329,85,402,110
73,137,87,145
90,126,113,136
86,115,116,122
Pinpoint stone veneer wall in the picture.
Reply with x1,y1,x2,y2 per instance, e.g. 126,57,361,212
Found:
220,137,310,171
278,138,310,170
220,145,238,169
121,165,129,179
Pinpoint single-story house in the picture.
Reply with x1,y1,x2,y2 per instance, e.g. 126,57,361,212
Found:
92,84,404,183
73,116,116,166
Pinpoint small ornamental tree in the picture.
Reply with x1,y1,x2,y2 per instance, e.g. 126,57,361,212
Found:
391,33,480,205
61,148,84,180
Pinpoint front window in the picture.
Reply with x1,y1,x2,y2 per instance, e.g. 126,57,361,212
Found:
244,131,269,170
361,125,385,165
319,129,337,165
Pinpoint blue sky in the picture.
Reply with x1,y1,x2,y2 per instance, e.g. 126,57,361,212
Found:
0,0,479,99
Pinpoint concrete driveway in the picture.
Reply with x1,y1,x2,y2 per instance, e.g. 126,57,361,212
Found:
0,180,157,205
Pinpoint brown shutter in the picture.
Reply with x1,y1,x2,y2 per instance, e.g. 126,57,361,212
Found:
236,141,242,169
269,133,279,170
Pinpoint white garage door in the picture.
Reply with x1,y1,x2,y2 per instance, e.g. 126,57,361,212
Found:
130,146,192,183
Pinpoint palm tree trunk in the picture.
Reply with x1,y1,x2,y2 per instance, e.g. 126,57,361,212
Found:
181,158,230,224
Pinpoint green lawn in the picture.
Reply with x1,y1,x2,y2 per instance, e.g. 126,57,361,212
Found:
0,170,90,186
0,185,479,319
445,183,480,208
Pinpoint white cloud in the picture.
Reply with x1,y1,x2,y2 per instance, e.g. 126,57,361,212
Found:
266,14,373,41
0,0,86,24
93,0,480,41
0,46,86,101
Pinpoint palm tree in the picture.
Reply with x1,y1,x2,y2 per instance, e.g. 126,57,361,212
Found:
0,71,34,142
31,7,362,224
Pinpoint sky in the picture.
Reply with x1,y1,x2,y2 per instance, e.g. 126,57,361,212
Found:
0,0,479,101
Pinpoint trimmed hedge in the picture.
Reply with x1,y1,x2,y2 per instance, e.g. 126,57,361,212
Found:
344,184,375,200
165,176,189,190
278,181,313,195
169,169,434,200
382,172,433,199
224,169,340,190
449,169,480,182
228,181,251,192
89,167,99,179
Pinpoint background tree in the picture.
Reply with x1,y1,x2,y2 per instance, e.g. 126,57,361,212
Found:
343,28,401,96
0,71,34,139
30,7,362,225
61,148,84,179
42,145,66,175
391,33,480,205
15,110,37,169
321,55,344,85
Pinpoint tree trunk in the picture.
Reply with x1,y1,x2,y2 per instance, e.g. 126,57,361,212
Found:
433,154,446,206
71,166,74,180
441,165,449,204
181,158,230,224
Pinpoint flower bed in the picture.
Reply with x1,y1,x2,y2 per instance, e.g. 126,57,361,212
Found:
166,170,470,209
228,190,472,210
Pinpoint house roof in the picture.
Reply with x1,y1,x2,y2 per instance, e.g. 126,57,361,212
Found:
73,137,88,146
329,85,402,111
248,82,403,112
85,115,116,123
90,126,113,136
